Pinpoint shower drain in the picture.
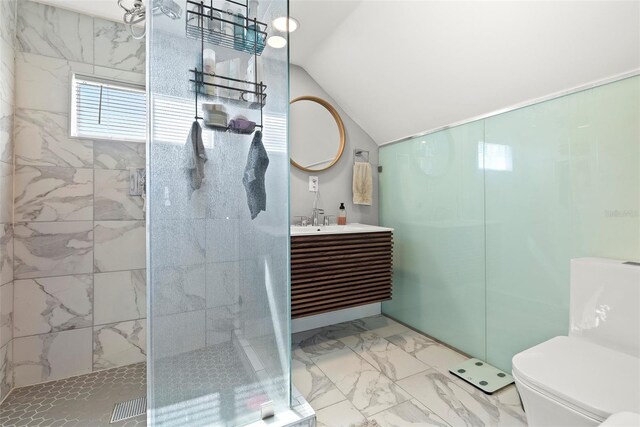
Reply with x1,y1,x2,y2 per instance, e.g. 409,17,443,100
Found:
111,396,147,423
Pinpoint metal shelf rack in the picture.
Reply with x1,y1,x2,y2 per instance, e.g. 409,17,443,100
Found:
186,0,267,55
187,0,267,132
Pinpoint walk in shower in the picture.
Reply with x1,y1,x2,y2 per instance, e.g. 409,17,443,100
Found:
380,74,640,372
0,0,293,424
147,0,291,425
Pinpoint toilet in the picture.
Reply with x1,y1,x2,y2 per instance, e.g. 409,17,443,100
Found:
512,258,640,426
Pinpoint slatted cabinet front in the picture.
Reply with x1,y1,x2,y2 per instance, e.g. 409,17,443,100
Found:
291,231,393,318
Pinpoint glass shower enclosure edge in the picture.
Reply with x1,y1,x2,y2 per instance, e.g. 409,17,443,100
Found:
146,0,292,425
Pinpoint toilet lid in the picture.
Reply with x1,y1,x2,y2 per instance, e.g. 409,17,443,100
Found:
512,336,640,421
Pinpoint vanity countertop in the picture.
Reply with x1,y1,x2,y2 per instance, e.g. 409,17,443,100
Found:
290,223,394,236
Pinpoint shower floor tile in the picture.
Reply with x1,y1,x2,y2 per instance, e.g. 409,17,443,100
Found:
292,315,528,427
0,340,301,427
0,362,146,426
152,341,266,426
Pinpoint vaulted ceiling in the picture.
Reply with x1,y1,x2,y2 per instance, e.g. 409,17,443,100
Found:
35,1,640,146
291,0,640,145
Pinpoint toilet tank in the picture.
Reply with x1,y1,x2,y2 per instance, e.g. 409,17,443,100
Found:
570,258,640,358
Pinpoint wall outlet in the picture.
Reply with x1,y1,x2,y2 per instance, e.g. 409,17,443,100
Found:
309,176,319,192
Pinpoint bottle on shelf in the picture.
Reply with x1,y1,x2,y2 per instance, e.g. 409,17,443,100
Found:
207,9,222,40
233,9,246,51
229,58,242,99
221,1,235,37
245,57,263,104
246,0,264,53
337,203,347,225
215,60,230,98
249,0,259,17
203,49,216,96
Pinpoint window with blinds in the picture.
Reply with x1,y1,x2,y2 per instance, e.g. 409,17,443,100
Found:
70,74,146,142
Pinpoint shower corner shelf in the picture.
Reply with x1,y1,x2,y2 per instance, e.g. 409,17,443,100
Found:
189,69,267,110
190,68,266,111
187,0,267,131
186,0,267,55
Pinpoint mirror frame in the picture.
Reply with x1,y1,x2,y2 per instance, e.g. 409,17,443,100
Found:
290,96,346,172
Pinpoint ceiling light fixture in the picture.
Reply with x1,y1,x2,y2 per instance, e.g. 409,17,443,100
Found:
272,16,299,33
267,35,287,49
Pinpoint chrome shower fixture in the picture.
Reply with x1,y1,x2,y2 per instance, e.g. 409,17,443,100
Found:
118,0,183,39
118,0,147,39
154,0,183,20
119,0,146,25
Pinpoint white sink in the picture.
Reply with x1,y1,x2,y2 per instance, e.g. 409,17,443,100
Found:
290,223,393,236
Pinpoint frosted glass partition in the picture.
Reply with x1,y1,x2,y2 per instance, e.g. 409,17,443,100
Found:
146,1,290,425
485,76,640,370
379,122,486,358
380,75,639,372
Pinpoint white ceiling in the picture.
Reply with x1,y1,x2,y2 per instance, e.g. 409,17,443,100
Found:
289,0,361,66
291,0,640,145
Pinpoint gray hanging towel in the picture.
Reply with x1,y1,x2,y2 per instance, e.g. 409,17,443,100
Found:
184,120,207,190
242,131,269,219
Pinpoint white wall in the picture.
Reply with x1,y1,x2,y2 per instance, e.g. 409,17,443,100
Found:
298,0,640,144
290,65,379,224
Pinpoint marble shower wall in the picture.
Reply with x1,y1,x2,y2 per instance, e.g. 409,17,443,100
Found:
0,0,17,402
11,0,146,388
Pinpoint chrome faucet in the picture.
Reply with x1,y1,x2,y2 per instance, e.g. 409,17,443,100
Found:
294,216,308,226
311,208,324,226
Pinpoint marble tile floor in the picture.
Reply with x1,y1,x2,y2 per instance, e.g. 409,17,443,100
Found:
292,315,528,427
0,315,527,427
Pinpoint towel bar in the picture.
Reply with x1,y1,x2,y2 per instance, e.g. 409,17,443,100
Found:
354,148,369,163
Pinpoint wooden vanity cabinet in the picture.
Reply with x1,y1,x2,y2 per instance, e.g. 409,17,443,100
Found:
290,231,393,318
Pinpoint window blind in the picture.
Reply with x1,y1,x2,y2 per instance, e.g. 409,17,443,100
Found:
71,74,146,142
262,112,287,153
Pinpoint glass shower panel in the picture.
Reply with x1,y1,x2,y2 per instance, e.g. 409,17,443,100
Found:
236,0,291,418
484,76,640,371
147,1,290,425
380,121,486,358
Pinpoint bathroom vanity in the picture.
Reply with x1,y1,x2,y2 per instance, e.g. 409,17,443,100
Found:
290,224,394,318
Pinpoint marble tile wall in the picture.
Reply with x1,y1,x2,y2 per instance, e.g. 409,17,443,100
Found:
10,0,147,388
0,0,16,402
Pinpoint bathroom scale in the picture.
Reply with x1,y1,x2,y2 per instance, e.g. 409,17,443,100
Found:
449,358,514,394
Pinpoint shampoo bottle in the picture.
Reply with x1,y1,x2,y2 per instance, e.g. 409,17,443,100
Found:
233,9,246,51
246,0,263,53
338,203,347,225
203,49,216,96
222,2,234,36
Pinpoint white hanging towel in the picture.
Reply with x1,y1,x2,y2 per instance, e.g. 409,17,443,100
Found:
352,161,372,205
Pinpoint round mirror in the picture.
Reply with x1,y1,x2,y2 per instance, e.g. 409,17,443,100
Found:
290,96,345,172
